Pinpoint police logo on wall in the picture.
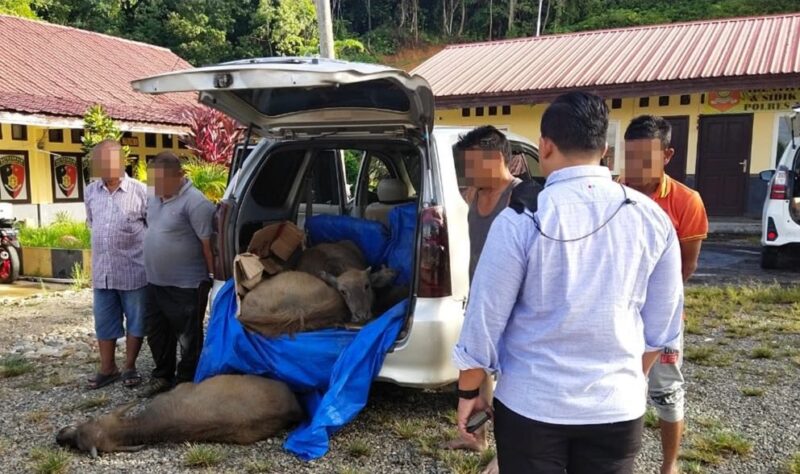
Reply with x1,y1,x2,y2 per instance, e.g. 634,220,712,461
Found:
0,154,29,202
54,155,78,199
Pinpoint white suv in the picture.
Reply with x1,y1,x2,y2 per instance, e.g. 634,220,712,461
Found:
758,106,800,269
132,58,541,388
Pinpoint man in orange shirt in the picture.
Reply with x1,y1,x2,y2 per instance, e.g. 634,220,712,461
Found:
624,115,708,474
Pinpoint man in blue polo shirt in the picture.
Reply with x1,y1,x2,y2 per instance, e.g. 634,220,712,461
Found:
140,152,215,398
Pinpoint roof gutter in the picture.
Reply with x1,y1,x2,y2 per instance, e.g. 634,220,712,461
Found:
0,111,189,135
432,73,800,108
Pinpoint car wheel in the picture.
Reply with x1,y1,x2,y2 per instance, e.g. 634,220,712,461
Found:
760,246,780,270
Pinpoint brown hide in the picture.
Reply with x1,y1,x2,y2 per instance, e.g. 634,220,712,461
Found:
56,375,303,455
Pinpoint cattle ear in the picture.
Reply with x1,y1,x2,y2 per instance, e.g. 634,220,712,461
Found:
318,271,339,288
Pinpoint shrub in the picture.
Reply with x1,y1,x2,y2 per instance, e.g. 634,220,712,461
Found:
18,218,91,249
182,158,228,203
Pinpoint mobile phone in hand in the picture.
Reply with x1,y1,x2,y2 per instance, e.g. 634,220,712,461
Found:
466,410,491,434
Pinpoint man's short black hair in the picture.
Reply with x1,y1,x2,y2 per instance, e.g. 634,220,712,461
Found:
540,92,609,154
624,115,672,150
151,151,183,173
454,125,512,164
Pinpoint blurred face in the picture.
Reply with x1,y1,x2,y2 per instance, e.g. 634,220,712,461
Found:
624,138,673,191
460,148,506,188
91,145,124,181
148,164,183,197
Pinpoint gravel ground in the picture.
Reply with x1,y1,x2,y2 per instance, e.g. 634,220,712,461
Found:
0,287,798,473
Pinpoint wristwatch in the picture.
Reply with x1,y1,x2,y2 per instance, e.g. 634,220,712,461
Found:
457,387,480,400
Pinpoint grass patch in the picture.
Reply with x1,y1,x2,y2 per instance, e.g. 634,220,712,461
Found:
347,438,371,458
18,215,91,249
680,459,706,473
183,443,226,468
750,346,775,359
786,452,800,474
681,429,752,466
392,418,426,439
684,346,732,367
244,459,273,473
336,467,367,474
70,262,91,290
29,447,71,474
72,393,109,411
26,410,50,424
644,407,660,429
740,387,765,397
439,449,491,474
0,355,35,378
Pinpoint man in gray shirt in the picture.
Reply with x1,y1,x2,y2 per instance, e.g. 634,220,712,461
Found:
140,152,215,398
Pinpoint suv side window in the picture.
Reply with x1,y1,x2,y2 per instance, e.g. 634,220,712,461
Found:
297,150,346,225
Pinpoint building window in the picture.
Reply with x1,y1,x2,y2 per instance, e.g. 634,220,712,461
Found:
700,93,705,104
475,107,484,117
488,106,498,116
611,98,622,109
461,108,470,117
680,95,691,105
11,124,27,141
163,134,174,148
0,124,3,140
502,105,511,115
659,96,669,107
145,133,157,148
639,97,650,108
48,129,64,143
70,129,84,144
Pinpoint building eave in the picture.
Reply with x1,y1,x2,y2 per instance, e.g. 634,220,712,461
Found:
0,111,189,135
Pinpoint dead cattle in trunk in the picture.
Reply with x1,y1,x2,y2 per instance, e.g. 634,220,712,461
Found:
56,375,302,456
296,240,397,322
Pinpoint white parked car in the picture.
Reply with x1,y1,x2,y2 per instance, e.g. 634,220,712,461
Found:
758,106,800,269
132,57,540,388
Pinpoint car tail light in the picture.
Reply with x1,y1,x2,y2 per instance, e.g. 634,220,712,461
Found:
766,217,778,242
418,205,452,298
770,170,788,200
211,200,233,281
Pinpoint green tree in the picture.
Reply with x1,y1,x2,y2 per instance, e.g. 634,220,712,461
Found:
0,0,37,18
81,104,130,160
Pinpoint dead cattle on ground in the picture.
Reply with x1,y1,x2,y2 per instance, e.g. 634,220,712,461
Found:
56,375,303,456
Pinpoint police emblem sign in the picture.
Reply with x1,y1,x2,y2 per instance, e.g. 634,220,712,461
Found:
0,151,31,203
51,153,83,202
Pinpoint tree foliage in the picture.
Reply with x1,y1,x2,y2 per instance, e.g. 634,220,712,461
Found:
81,104,129,160
4,0,795,66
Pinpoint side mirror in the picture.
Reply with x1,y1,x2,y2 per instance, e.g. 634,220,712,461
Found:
759,170,775,182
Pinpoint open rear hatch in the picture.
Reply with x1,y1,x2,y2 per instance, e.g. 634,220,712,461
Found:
131,57,434,137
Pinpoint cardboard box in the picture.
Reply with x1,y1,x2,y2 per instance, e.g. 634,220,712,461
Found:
233,221,305,315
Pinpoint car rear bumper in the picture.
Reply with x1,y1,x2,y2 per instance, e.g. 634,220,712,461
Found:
377,296,463,388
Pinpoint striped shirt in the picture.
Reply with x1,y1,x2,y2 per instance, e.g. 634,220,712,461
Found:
84,174,148,290
453,165,683,425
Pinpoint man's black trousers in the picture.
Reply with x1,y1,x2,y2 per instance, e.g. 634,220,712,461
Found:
493,399,643,474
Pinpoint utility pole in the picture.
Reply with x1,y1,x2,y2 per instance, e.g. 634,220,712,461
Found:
315,0,335,59
536,0,543,36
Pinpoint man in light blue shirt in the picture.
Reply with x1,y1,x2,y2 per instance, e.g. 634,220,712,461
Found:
452,92,684,473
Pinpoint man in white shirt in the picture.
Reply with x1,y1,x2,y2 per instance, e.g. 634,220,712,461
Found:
452,92,684,473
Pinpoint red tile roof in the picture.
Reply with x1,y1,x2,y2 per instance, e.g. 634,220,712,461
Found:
0,15,197,125
413,13,800,106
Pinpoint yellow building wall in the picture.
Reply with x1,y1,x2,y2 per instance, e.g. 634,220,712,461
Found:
435,92,784,178
0,123,187,206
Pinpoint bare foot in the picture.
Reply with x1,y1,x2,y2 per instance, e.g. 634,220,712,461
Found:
441,431,488,452
481,456,499,474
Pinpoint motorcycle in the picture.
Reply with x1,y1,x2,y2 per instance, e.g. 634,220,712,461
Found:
0,203,20,284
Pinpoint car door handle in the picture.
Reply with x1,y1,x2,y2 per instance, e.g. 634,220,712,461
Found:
739,160,748,173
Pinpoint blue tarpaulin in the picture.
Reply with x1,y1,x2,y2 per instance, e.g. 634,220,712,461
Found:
194,204,417,460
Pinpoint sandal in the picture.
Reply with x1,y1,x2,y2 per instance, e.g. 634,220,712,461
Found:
121,369,142,388
87,370,120,390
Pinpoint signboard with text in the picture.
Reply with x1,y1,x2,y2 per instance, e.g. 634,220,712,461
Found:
0,151,31,203
704,89,800,114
